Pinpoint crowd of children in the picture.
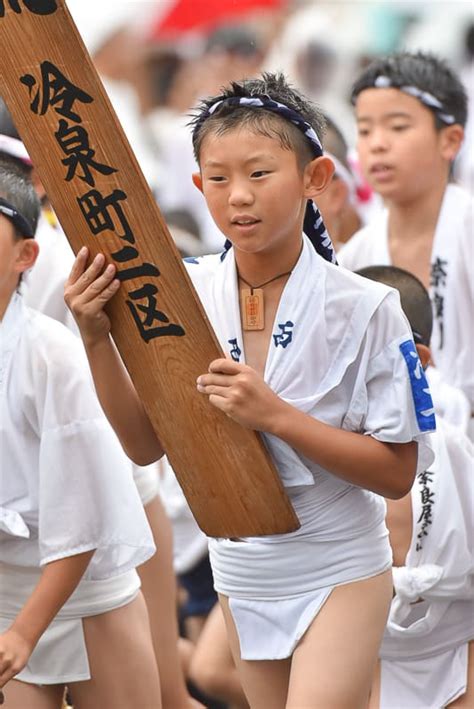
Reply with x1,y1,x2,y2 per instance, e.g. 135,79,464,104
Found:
0,6,472,707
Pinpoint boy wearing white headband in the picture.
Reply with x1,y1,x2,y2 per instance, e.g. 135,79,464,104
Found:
65,72,434,708
339,51,473,433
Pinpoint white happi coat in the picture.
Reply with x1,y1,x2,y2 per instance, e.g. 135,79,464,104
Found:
338,184,474,412
379,417,474,708
22,212,77,331
0,293,154,575
0,294,155,682
184,235,435,660
22,211,160,506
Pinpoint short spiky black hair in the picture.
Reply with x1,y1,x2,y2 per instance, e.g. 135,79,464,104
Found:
322,113,350,171
356,265,433,346
0,156,40,240
351,51,468,129
190,72,326,169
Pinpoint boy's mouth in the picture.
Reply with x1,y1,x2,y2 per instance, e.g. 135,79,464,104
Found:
370,163,394,177
231,215,261,227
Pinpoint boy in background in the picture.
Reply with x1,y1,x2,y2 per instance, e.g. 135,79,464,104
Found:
0,159,160,707
339,52,473,426
358,266,473,709
314,113,362,251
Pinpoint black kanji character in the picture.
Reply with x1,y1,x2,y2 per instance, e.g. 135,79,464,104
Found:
417,504,433,526
420,488,435,505
0,0,57,14
433,292,444,319
20,61,92,122
126,284,185,343
77,189,134,243
111,245,139,263
430,257,448,288
418,471,434,486
116,263,160,282
55,120,117,186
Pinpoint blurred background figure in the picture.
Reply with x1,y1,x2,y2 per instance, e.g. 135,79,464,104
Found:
65,0,474,254
67,0,160,188
315,113,363,251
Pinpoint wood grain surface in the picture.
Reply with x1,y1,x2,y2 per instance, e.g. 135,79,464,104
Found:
0,0,299,537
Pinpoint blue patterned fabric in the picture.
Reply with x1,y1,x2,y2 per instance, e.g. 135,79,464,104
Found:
193,95,337,265
399,340,436,432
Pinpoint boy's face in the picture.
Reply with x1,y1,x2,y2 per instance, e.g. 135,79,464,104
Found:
193,127,322,256
0,213,38,317
355,88,454,203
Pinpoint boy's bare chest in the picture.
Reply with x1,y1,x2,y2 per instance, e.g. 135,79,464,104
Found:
239,286,283,377
389,236,433,291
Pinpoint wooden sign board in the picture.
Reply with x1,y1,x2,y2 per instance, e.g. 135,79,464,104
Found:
0,0,299,537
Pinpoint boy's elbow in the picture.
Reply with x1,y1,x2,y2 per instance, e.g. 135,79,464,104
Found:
125,443,164,467
385,476,414,500
384,441,418,499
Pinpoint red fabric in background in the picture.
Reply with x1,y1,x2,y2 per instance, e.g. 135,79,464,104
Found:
151,0,284,38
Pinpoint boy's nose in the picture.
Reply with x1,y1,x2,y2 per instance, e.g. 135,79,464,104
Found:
368,128,390,152
228,180,254,206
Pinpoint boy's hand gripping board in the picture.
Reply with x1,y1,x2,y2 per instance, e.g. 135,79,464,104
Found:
0,0,299,538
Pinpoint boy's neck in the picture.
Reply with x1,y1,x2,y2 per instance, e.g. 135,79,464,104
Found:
0,286,17,322
234,237,304,287
386,180,448,244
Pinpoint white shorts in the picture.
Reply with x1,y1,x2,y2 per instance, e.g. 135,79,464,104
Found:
210,523,391,660
0,563,140,684
380,644,469,709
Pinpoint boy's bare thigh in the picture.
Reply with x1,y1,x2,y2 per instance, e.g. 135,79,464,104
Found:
219,594,291,709
287,569,392,709
219,570,392,709
68,591,161,709
2,680,64,709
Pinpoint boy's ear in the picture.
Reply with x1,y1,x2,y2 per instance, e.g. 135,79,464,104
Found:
192,172,203,193
304,156,335,199
415,343,431,369
440,124,464,162
15,238,39,275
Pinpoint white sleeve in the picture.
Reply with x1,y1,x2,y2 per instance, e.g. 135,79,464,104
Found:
360,294,435,474
395,421,474,602
34,324,155,579
392,564,474,602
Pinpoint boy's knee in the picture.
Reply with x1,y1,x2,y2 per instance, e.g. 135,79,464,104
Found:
188,653,224,696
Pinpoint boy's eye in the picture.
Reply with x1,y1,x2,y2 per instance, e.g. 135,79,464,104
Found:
251,170,270,178
392,124,409,132
208,175,226,182
357,128,370,137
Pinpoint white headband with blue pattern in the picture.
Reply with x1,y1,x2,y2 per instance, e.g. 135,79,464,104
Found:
373,75,456,125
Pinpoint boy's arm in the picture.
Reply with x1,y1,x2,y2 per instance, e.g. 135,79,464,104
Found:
64,248,164,466
197,359,417,499
0,550,95,688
